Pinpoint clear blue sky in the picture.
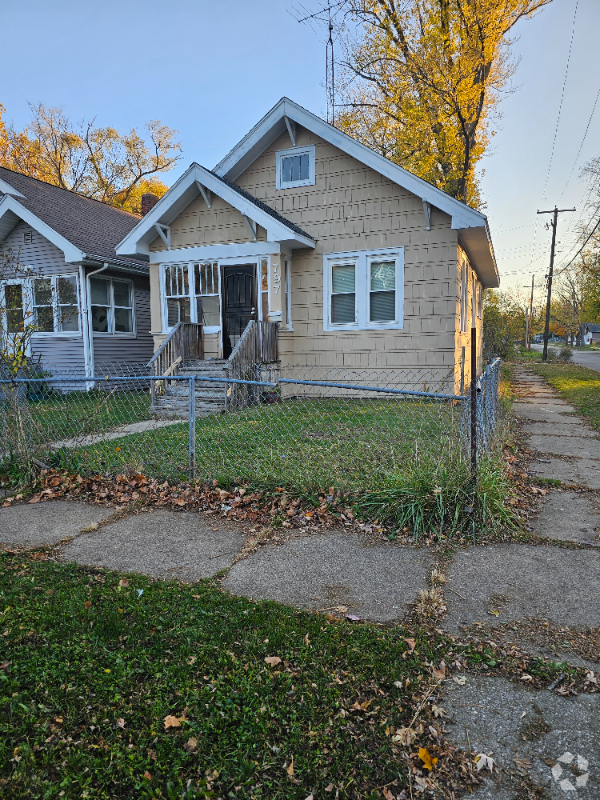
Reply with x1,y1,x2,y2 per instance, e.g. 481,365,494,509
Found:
3,0,600,300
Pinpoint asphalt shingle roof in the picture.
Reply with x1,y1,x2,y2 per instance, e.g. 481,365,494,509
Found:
214,172,314,241
0,167,148,272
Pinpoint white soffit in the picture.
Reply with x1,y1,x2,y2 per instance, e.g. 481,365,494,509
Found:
214,97,499,287
0,195,83,263
116,162,315,257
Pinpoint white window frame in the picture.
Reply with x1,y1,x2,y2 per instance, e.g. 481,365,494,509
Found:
29,274,82,338
284,258,293,331
193,261,221,333
322,247,404,332
89,276,136,337
276,145,316,190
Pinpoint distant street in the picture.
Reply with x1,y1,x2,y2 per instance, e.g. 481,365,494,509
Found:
531,343,600,373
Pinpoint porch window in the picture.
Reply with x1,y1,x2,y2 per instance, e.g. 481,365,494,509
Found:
164,264,190,327
323,247,403,332
90,277,133,334
32,275,80,334
6,284,24,332
194,262,220,328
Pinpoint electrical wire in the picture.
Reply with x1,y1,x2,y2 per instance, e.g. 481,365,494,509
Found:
557,83,600,202
554,215,600,278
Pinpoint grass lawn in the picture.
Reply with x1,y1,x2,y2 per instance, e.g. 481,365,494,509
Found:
531,362,600,431
51,398,464,492
0,551,574,799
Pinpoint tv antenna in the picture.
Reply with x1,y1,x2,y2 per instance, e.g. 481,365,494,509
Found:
291,1,345,125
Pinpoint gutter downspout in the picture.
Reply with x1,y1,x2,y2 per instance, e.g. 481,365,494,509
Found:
86,263,108,385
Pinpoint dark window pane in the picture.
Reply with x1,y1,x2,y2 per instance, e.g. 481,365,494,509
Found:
370,291,395,322
90,278,109,305
292,155,300,181
91,305,109,333
332,264,355,293
59,306,79,332
114,308,132,333
201,296,220,327
36,306,54,333
331,293,356,324
282,157,292,183
113,281,131,308
58,276,77,305
167,298,190,327
34,278,52,306
6,285,24,332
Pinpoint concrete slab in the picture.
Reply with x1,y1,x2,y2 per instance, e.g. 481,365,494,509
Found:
527,457,600,488
0,501,115,547
528,434,600,459
513,404,582,422
532,491,600,546
223,533,432,622
444,676,600,799
444,544,600,632
515,399,574,410
524,422,595,437
61,510,246,581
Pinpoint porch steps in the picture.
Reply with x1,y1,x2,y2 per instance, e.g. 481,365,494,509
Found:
152,359,229,419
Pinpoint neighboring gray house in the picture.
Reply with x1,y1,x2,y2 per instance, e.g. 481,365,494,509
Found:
0,168,153,375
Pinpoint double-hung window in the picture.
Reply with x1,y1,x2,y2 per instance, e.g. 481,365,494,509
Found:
32,275,80,334
323,248,403,331
276,145,315,189
90,277,134,334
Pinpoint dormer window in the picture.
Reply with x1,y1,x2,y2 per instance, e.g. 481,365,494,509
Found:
276,145,315,190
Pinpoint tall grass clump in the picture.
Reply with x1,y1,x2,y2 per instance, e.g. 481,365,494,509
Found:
355,448,515,539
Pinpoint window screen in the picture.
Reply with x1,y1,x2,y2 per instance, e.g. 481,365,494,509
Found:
33,278,54,332
57,276,79,332
194,262,220,327
281,153,309,184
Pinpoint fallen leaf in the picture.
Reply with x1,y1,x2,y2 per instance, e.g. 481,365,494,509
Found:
475,753,495,773
188,656,197,665
383,788,395,800
324,783,334,792
163,715,182,730
303,634,310,645
392,727,416,746
287,756,294,776
83,601,91,610
143,771,152,780
55,717,63,724
404,638,416,651
419,747,438,770
265,656,282,667
452,676,467,685
346,614,360,621
183,737,197,753
431,663,446,681
116,718,126,729
305,795,314,800
520,674,533,682
119,579,129,588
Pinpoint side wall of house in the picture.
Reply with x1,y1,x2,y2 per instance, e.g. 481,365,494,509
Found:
233,128,458,382
90,268,154,370
453,246,484,392
2,220,86,373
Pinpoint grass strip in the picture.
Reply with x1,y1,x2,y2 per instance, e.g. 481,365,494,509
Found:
530,362,600,431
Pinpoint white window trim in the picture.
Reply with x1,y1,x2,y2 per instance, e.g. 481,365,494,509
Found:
322,247,404,332
276,145,316,190
90,276,136,337
27,274,82,338
284,258,293,331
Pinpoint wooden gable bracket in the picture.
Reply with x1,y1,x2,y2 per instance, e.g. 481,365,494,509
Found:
154,223,171,250
195,181,212,209
242,215,258,242
422,200,432,231
284,116,296,147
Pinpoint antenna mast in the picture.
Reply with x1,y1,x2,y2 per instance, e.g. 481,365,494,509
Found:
326,5,335,125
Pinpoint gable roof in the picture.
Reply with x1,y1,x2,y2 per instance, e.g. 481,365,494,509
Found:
214,97,499,288
116,163,315,257
0,167,149,273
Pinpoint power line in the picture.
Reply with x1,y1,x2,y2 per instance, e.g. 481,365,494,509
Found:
557,83,600,201
555,215,600,278
540,0,579,204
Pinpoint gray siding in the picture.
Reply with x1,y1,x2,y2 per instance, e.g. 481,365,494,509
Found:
91,270,154,370
3,220,86,373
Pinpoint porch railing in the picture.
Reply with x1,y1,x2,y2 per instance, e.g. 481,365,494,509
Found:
148,322,203,406
225,320,278,409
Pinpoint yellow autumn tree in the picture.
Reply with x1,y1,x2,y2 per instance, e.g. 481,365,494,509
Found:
338,0,552,207
0,103,181,213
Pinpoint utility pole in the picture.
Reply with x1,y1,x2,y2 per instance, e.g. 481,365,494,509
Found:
528,275,535,350
538,207,575,361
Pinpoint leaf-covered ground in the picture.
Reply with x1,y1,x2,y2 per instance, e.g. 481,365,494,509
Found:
1,550,594,800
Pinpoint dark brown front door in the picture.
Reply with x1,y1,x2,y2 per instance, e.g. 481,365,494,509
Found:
222,264,256,357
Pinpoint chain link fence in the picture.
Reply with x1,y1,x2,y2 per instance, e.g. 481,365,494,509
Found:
0,359,501,494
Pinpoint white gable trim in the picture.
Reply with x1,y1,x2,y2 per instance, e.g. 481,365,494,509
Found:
149,242,286,264
0,177,26,198
0,194,83,263
116,162,315,258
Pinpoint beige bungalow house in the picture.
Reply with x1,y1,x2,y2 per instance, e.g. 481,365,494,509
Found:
116,97,498,397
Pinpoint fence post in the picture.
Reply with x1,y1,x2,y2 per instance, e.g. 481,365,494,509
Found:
188,375,196,482
470,327,477,479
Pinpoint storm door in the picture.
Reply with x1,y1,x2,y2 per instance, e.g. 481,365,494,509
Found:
222,264,256,357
